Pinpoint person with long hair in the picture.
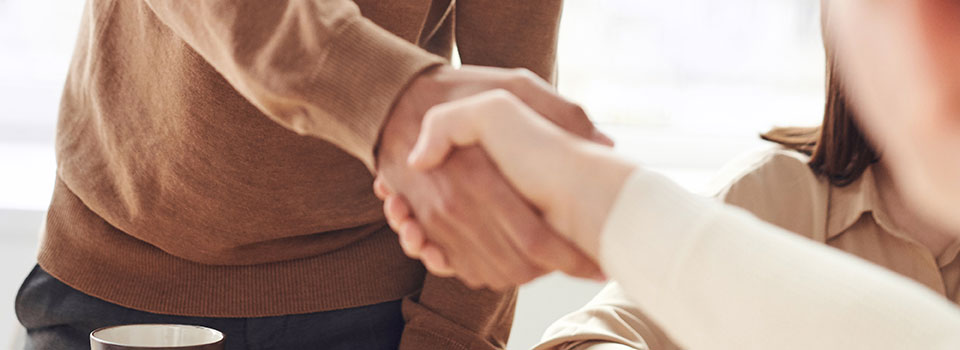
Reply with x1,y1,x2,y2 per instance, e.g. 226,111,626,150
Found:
532,40,958,350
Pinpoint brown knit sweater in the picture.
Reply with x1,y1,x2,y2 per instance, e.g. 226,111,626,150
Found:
39,0,561,349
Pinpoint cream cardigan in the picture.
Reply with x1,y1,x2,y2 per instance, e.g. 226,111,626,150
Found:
596,167,960,350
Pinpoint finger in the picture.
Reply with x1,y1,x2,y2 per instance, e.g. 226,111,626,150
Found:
408,97,488,170
373,177,392,200
517,225,607,281
407,103,461,170
397,220,426,258
420,244,456,278
383,195,412,230
416,209,512,290
443,66,603,144
410,90,535,170
499,71,601,143
432,148,551,287
503,220,604,281
475,163,607,281
430,244,492,290
592,130,615,147
389,188,485,284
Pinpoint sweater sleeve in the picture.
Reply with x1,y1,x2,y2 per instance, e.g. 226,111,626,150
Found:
393,3,562,349
534,282,681,350
399,275,516,350
142,0,445,169
455,0,562,82
598,169,960,350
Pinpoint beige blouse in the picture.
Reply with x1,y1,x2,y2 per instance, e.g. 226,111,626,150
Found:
535,147,960,350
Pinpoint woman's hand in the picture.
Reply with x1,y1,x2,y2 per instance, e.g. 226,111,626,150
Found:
376,90,635,281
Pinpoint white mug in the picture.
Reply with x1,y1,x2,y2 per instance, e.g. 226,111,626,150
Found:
90,324,225,350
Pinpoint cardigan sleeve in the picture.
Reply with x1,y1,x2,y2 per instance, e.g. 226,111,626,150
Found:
598,168,960,350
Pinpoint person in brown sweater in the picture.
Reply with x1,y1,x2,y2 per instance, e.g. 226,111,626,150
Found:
13,1,605,349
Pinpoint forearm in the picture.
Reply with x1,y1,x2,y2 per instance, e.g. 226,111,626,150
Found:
559,144,636,256
599,169,960,350
143,0,443,168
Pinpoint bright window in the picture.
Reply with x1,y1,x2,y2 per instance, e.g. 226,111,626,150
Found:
556,1,825,190
0,0,827,204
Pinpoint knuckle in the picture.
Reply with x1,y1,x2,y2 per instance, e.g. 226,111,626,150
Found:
488,89,523,109
485,88,514,103
423,104,451,126
422,106,440,124
508,68,538,87
510,67,537,80
473,89,520,115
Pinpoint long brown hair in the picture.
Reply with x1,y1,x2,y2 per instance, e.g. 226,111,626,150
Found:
761,56,879,187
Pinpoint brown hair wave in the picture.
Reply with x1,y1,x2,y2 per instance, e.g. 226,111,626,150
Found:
761,57,880,187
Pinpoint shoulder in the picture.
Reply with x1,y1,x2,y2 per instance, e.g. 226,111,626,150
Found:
535,282,681,350
707,146,830,240
707,146,820,197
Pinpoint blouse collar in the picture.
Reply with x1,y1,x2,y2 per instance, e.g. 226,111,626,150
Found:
826,166,960,267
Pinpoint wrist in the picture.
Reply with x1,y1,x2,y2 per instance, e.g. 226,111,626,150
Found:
376,64,450,170
560,143,636,258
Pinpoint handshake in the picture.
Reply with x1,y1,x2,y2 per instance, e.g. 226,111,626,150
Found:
374,65,634,290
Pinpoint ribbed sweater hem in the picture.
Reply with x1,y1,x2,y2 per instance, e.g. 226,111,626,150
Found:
37,177,426,317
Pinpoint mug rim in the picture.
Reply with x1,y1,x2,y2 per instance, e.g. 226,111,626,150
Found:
90,323,224,349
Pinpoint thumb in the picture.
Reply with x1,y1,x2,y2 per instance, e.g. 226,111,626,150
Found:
407,102,466,170
408,93,500,170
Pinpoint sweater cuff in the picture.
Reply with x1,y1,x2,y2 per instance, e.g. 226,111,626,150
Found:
399,295,502,350
303,17,445,171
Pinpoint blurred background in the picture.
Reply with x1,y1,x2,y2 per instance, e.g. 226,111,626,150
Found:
0,0,823,349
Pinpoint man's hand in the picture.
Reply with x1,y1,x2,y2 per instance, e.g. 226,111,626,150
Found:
375,65,609,289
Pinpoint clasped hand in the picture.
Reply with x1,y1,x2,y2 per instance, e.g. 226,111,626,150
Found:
375,65,634,289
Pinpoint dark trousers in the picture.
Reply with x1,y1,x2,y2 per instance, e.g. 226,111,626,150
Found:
15,265,405,350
